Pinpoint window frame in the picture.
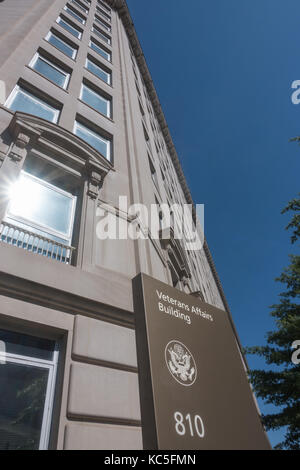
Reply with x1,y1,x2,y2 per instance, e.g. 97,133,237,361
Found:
80,82,111,118
73,120,111,161
5,85,61,124
29,52,70,90
45,30,78,59
71,0,88,14
89,37,111,62
5,171,77,244
85,56,111,85
92,24,111,45
64,4,86,24
56,15,83,40
0,335,59,450
94,15,111,32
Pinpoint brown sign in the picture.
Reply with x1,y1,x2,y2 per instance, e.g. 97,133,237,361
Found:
133,273,271,450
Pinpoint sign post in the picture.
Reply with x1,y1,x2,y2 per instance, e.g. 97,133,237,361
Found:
133,273,271,450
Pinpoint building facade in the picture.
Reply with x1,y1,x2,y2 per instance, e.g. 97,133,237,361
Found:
0,0,231,449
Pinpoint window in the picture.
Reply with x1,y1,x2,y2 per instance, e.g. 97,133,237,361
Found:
5,171,77,246
92,25,111,44
96,5,111,22
148,154,159,190
98,1,111,13
94,15,111,32
64,5,86,24
45,30,77,59
86,57,111,84
29,53,70,89
0,329,58,450
80,83,111,117
74,120,111,160
89,38,111,61
56,16,82,39
5,85,60,123
71,0,88,14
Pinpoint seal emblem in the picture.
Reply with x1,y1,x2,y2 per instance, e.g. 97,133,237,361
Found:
165,340,197,386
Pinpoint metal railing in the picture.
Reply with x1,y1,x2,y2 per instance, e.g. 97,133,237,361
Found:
0,221,75,265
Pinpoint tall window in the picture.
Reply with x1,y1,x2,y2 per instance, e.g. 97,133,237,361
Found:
80,83,111,117
92,25,111,44
74,120,111,161
64,5,86,24
56,16,82,39
94,15,111,32
29,53,70,89
5,171,77,247
86,56,111,84
5,86,60,123
0,329,58,450
45,30,78,59
71,0,88,14
89,38,111,62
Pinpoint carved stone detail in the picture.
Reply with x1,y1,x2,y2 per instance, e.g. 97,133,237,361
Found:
87,170,103,200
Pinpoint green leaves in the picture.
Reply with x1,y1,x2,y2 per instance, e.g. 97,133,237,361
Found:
246,193,300,450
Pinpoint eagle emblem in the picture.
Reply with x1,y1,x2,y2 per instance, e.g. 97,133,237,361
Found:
165,341,197,386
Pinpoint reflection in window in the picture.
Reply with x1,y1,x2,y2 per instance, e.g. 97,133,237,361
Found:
89,38,111,61
29,53,70,89
5,86,60,123
86,57,111,84
45,31,77,59
56,16,82,39
0,330,58,450
80,83,110,117
5,172,77,245
74,120,111,160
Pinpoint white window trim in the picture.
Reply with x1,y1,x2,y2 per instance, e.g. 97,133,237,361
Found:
56,16,82,40
45,31,77,59
94,15,111,32
85,57,111,85
92,25,111,45
64,5,86,24
96,5,111,22
74,121,111,161
0,344,59,450
5,85,60,124
5,171,77,243
80,83,111,117
89,39,111,62
29,53,70,90
71,0,88,14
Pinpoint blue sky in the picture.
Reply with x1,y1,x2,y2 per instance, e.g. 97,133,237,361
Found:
127,0,300,448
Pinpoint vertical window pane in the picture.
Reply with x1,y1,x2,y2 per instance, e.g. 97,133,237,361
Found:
64,6,85,24
86,58,110,84
8,172,76,240
0,330,55,361
89,39,110,61
80,84,110,117
46,32,76,59
0,362,49,450
74,121,110,160
57,16,81,39
31,55,69,89
7,87,59,123
92,26,110,44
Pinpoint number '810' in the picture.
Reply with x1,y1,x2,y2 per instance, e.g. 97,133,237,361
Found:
174,412,205,438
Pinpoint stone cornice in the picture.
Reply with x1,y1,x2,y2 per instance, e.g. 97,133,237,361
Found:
107,0,230,315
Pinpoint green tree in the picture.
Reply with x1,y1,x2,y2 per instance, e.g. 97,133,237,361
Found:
246,193,300,450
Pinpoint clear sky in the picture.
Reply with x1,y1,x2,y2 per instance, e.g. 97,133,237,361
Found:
127,0,300,448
